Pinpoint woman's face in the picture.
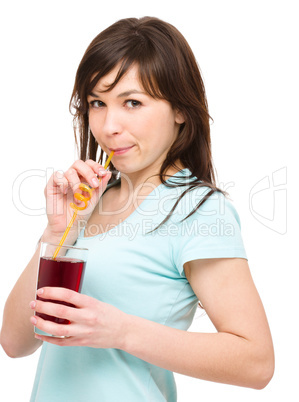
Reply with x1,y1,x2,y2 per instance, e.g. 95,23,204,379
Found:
87,65,184,176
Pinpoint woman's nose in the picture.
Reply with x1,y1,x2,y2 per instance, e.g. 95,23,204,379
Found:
102,107,123,135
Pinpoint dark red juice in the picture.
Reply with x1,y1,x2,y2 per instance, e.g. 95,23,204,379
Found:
36,257,86,324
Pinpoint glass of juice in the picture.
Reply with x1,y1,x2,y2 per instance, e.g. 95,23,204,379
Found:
34,242,88,337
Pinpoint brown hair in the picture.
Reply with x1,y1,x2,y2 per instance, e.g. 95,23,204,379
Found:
70,16,223,230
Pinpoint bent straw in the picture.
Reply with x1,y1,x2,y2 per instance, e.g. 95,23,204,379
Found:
52,152,114,259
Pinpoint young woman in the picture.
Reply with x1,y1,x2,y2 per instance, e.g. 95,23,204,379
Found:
1,17,274,401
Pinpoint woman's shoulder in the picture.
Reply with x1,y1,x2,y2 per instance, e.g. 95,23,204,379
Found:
162,175,241,228
180,188,242,232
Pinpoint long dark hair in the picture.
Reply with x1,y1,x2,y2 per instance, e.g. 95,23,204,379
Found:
70,16,224,231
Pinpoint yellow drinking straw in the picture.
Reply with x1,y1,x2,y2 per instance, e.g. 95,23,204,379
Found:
52,152,114,259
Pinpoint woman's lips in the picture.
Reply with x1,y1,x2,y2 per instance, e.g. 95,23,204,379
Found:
109,145,135,155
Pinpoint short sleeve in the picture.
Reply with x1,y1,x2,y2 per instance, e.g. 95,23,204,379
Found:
170,187,248,276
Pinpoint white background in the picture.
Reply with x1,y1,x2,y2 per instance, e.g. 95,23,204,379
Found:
0,0,297,401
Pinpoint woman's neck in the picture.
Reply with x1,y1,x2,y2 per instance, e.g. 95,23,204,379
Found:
116,162,185,203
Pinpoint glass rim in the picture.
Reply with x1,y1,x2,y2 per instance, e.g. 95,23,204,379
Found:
40,242,88,251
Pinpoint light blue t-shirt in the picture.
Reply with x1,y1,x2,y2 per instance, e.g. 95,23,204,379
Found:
30,169,247,401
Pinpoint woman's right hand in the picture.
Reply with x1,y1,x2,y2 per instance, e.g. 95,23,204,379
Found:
43,159,112,244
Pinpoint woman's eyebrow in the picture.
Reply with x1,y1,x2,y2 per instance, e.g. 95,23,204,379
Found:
88,91,99,98
117,89,146,97
88,89,146,98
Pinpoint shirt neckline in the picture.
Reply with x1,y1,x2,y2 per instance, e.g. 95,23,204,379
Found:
81,168,193,239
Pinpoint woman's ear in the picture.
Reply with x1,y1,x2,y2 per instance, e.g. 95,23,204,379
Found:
175,109,185,124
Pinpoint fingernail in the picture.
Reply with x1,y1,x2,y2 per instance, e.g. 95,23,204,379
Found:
105,172,112,181
29,301,36,309
31,316,37,325
92,178,99,187
98,169,107,176
35,335,42,340
37,288,44,295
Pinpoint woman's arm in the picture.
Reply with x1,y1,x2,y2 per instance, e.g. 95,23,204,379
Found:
30,258,274,389
1,160,111,358
123,258,274,389
0,231,60,358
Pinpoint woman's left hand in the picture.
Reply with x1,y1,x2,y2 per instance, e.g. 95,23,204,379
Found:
29,287,128,349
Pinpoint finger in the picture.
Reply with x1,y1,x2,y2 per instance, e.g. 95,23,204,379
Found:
93,170,112,195
34,332,84,347
55,171,70,194
85,159,109,178
34,333,70,345
63,167,82,194
70,160,106,189
45,171,69,196
30,299,79,322
77,169,112,214
31,314,72,338
36,287,89,308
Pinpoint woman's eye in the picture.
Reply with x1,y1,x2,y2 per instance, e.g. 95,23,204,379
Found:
125,100,141,108
89,100,105,108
